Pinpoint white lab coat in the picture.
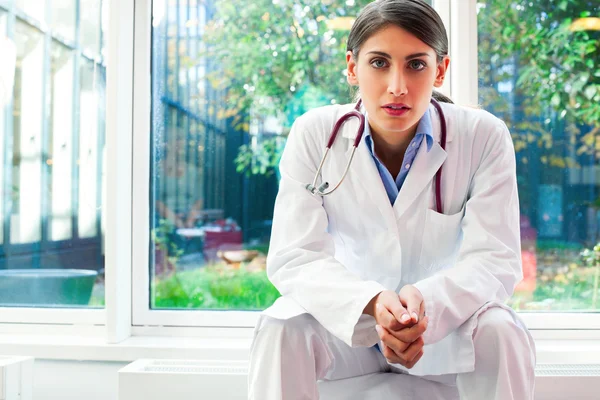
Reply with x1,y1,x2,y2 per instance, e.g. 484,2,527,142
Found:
263,101,523,377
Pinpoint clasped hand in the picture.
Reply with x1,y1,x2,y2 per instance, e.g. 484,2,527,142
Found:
367,286,428,369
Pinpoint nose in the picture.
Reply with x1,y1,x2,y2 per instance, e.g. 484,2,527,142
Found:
388,68,407,97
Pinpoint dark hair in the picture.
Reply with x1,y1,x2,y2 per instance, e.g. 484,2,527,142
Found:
347,0,452,104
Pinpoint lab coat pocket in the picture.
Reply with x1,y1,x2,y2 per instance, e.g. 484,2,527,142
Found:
419,207,465,273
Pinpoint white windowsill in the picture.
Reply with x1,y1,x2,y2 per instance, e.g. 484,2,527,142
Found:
0,331,599,365
0,332,253,362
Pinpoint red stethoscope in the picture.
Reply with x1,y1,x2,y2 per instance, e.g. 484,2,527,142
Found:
305,98,447,214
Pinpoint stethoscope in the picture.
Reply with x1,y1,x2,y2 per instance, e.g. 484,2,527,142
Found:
305,98,447,214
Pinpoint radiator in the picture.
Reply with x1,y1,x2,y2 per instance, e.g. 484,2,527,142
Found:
118,360,600,400
0,356,33,400
118,359,248,400
534,364,600,400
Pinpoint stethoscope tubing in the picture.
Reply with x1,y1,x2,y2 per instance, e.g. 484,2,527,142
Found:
305,98,446,214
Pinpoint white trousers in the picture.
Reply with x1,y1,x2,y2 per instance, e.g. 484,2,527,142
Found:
248,307,536,400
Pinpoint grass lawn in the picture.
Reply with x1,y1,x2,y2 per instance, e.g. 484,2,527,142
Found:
152,263,281,310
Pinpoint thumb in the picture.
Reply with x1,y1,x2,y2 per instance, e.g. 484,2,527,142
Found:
399,285,424,323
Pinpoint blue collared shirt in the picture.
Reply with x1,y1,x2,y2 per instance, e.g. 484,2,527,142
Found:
364,109,434,205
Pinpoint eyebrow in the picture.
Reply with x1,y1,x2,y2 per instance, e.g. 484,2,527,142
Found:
365,51,431,60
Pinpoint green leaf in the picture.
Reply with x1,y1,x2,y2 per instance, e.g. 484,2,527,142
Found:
584,85,597,101
558,1,568,11
586,58,595,69
551,93,561,107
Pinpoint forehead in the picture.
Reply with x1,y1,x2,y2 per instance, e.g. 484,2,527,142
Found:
360,25,434,57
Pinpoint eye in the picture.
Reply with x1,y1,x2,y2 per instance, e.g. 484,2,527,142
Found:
370,58,388,69
408,60,426,70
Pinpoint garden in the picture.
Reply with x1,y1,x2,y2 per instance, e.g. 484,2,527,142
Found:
145,238,600,313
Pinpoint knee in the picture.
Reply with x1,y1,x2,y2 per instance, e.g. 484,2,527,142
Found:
473,308,535,364
254,314,322,349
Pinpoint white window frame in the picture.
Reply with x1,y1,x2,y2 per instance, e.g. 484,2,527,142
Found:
1,0,600,342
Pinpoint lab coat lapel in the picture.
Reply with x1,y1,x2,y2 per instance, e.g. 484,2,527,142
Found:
341,122,399,237
393,141,447,218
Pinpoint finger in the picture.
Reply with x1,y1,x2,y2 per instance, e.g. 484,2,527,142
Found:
385,299,412,328
405,349,424,369
377,302,406,331
418,301,426,322
380,342,401,364
399,336,424,363
376,325,410,356
400,288,423,323
392,316,429,343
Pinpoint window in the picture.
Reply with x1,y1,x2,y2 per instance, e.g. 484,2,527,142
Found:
149,0,377,313
49,40,75,242
15,0,46,25
80,0,103,55
11,21,44,246
478,0,600,312
0,2,107,309
0,9,7,247
51,0,76,42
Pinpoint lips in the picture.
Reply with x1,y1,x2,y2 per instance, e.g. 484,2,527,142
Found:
383,103,410,110
382,103,411,116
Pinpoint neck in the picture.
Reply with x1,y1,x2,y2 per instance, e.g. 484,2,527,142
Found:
370,125,417,163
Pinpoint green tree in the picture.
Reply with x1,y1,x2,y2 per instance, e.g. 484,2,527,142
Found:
478,0,600,156
202,0,372,175
205,0,599,176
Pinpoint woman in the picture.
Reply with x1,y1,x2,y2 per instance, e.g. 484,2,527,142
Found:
249,1,536,399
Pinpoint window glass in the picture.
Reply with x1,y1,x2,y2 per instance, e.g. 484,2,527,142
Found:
0,10,7,245
78,58,104,239
15,0,46,24
80,0,101,54
0,4,106,308
150,0,373,310
478,0,600,311
11,20,44,245
51,0,76,42
48,40,74,241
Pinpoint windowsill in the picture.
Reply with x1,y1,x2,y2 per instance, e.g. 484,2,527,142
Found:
0,332,253,362
0,331,599,365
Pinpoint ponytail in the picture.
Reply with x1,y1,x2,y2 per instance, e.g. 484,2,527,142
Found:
432,90,453,104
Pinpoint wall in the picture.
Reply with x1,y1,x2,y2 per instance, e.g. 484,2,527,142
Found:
33,360,126,400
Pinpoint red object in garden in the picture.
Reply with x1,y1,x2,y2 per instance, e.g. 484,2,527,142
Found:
516,215,537,293
202,219,243,262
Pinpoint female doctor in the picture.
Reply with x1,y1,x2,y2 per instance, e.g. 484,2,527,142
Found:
249,0,536,399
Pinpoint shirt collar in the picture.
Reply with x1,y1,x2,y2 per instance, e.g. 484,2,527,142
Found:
364,109,434,155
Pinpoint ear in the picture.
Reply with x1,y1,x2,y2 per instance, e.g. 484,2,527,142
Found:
346,51,359,85
433,55,450,88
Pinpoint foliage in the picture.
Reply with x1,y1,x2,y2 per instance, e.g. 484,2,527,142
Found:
580,242,600,308
581,243,600,266
235,137,285,177
151,218,184,269
152,263,281,309
202,0,371,175
203,0,370,124
478,0,600,156
509,261,599,311
536,239,583,251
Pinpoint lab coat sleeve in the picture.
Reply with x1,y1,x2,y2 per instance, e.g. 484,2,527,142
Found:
413,120,522,345
267,112,386,348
